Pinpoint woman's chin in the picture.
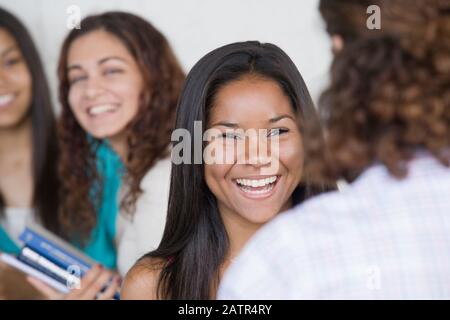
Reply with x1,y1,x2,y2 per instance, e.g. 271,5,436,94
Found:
88,128,122,141
235,204,281,225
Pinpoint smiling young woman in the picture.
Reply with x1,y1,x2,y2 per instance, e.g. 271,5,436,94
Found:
24,11,185,300
204,77,304,227
0,7,59,254
121,41,334,300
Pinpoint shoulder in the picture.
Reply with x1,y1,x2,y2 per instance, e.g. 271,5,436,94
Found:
140,157,172,191
219,190,355,299
135,157,172,206
121,257,165,300
141,157,172,197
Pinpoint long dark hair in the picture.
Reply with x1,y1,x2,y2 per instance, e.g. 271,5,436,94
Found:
57,12,185,239
0,7,59,233
142,41,333,299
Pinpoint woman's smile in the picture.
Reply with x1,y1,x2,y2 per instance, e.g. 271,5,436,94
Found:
0,93,17,109
233,175,280,199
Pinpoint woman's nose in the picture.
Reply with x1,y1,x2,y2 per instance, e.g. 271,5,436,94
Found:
83,76,105,100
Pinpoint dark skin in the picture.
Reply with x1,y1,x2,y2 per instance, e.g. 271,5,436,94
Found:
121,77,304,299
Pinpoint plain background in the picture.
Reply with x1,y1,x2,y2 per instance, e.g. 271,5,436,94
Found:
0,0,332,110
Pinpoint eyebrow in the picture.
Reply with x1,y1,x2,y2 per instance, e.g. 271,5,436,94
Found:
1,46,19,58
210,114,295,128
269,114,295,123
98,56,127,65
210,121,239,128
67,65,82,72
67,56,127,72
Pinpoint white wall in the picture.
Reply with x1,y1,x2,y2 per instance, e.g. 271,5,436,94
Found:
0,0,332,109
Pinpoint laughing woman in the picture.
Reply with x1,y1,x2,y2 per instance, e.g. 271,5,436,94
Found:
122,41,334,299
58,11,184,274
0,8,59,254
28,12,185,299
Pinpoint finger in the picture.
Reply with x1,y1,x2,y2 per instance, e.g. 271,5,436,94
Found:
26,276,62,300
79,269,113,300
96,276,120,300
64,264,103,300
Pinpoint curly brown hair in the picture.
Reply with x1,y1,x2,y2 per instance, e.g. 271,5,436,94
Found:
312,0,450,183
58,12,185,240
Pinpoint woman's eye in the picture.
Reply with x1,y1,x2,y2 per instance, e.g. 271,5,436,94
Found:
69,76,87,85
221,132,241,140
104,68,123,76
268,128,289,137
4,57,21,67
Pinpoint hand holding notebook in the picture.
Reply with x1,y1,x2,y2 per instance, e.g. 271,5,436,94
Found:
26,264,121,300
0,223,121,300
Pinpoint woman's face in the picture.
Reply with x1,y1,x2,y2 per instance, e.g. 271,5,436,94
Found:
67,30,143,141
0,28,32,128
205,77,303,226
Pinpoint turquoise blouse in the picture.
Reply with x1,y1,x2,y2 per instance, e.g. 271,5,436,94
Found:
73,141,124,269
0,225,19,254
0,141,124,270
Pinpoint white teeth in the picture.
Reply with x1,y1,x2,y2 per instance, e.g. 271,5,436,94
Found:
235,176,277,188
235,176,278,195
0,94,15,107
88,104,118,116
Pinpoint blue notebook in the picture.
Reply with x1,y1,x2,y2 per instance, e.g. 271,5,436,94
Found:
14,223,120,300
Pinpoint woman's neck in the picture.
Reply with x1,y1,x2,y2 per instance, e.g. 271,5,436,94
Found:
212,199,292,298
0,117,32,163
0,117,33,208
219,198,293,269
107,131,128,163
219,207,263,267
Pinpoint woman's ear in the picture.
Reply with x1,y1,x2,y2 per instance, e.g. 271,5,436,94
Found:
331,34,344,53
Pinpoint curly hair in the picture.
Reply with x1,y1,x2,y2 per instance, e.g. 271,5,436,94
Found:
58,12,185,240
313,0,450,183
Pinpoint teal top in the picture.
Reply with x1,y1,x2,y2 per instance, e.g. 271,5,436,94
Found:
0,141,124,271
73,140,124,269
0,225,20,254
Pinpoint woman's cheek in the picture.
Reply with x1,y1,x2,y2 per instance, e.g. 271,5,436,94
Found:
203,139,237,165
68,88,84,121
279,137,304,172
13,67,30,88
223,141,239,164
204,163,226,197
68,87,77,110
